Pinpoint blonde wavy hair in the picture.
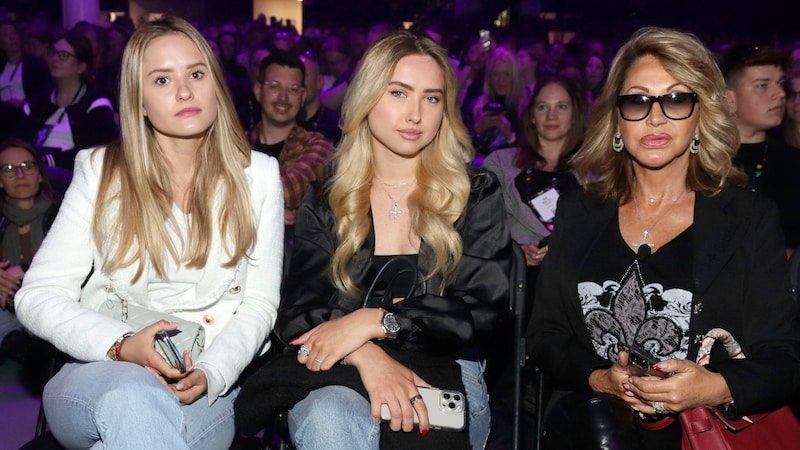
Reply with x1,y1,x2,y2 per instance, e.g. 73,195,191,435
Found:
482,46,524,115
573,27,746,203
92,16,255,282
329,29,474,299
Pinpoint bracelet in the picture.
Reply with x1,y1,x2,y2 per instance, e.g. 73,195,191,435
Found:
107,332,134,361
340,355,347,365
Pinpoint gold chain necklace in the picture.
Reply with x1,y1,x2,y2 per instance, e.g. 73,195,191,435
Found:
632,189,688,255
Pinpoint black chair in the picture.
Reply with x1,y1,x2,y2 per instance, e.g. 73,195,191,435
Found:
508,244,531,450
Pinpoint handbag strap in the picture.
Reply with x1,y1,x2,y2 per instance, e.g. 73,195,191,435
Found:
362,257,424,308
696,328,744,366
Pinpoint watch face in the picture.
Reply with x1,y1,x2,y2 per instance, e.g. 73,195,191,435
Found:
383,312,400,334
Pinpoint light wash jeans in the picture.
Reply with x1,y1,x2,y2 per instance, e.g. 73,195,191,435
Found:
288,358,490,450
42,361,238,450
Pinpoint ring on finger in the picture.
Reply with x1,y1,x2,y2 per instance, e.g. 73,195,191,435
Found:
410,394,423,406
652,401,666,415
298,345,310,356
314,358,324,365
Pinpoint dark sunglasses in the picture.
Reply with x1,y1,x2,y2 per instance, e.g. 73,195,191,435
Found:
617,92,698,121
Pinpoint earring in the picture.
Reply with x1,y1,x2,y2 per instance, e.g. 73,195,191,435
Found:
690,136,700,154
613,132,624,152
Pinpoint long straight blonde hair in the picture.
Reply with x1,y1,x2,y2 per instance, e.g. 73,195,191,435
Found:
329,30,474,299
92,16,255,282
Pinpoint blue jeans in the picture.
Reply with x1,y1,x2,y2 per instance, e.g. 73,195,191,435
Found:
43,361,238,450
288,359,490,450
457,359,491,449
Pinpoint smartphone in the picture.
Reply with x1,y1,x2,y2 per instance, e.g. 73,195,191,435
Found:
627,343,668,378
380,386,466,431
156,331,186,372
537,235,550,248
483,102,505,115
479,29,491,52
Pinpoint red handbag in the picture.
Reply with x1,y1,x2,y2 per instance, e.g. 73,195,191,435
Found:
676,328,800,449
679,404,800,450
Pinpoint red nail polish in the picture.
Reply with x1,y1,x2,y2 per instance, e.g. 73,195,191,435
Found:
421,428,429,438
653,365,662,371
289,338,299,344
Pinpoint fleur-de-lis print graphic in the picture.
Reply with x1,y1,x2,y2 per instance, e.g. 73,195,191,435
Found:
579,261,688,362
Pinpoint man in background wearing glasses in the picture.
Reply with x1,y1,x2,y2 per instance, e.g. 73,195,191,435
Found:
248,51,335,275
721,45,800,256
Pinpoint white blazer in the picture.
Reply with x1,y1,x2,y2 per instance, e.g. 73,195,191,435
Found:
15,147,284,398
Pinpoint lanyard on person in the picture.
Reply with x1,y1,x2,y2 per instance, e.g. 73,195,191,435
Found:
3,61,20,82
36,84,84,147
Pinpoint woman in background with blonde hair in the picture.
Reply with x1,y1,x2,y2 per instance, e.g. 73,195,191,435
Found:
15,15,283,449
237,29,514,449
469,46,524,155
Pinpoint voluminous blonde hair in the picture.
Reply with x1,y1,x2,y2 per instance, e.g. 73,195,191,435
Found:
93,15,255,282
483,46,524,115
573,27,746,203
329,29,473,299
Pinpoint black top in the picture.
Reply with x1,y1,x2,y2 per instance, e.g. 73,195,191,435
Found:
514,167,580,231
297,105,342,145
252,140,284,160
579,215,694,362
734,140,800,248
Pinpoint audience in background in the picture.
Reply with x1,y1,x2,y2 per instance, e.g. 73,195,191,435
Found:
297,51,341,145
319,33,355,112
248,50,335,278
0,20,52,140
21,31,116,171
469,46,524,155
780,66,800,149
721,44,800,252
0,138,61,364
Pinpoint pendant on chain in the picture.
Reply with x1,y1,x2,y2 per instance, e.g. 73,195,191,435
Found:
389,202,401,222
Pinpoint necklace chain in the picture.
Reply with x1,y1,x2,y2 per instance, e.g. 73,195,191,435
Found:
632,189,688,250
376,178,415,223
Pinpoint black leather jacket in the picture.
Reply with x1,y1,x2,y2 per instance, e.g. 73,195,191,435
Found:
277,168,515,358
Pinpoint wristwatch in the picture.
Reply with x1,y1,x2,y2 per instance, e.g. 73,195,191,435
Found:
380,310,400,340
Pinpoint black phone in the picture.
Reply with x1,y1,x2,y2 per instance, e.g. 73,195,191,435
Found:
537,235,550,248
627,343,669,377
156,331,186,372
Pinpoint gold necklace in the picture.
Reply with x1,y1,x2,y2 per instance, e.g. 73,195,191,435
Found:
632,189,688,255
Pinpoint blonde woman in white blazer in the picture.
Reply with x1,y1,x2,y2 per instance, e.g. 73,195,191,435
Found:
14,16,283,450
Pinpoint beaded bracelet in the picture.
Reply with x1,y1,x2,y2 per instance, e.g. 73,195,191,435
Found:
107,332,135,361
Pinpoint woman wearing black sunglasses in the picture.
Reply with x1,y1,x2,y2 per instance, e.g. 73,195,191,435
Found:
528,27,800,449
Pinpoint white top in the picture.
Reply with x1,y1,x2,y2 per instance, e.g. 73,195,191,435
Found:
15,147,285,400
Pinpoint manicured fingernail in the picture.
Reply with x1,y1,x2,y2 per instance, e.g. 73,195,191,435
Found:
624,390,634,397
421,428,429,437
176,382,185,390
660,377,666,381
289,338,299,344
653,365,662,371
622,383,631,390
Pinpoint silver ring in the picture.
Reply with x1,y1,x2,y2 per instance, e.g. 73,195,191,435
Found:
410,394,423,405
314,358,324,365
652,401,666,415
298,345,310,356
